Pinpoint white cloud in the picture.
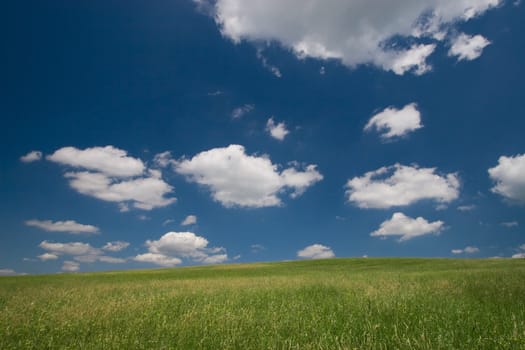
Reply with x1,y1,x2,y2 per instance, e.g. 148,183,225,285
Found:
48,146,176,210
251,244,265,253
231,104,255,119
102,241,130,252
370,212,444,241
0,268,18,276
266,117,289,141
39,241,101,256
501,221,519,228
297,244,335,259
448,33,491,61
174,145,322,208
181,215,197,226
38,253,59,261
25,219,99,234
488,154,525,204
62,261,80,272
208,0,501,74
20,150,42,163
134,231,228,266
364,103,422,139
47,146,145,177
512,253,525,259
73,255,126,264
64,171,176,210
134,253,183,267
153,151,174,168
346,164,459,209
457,205,476,212
97,256,127,263
256,49,282,77
451,246,480,254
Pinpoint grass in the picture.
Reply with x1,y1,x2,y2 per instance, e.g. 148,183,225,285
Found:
1,258,525,349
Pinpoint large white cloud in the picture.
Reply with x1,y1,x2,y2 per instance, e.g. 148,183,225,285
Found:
134,231,228,266
364,103,422,139
488,154,525,204
371,212,444,241
174,145,323,207
346,164,459,209
25,219,99,234
48,146,176,210
206,0,501,74
297,244,335,259
448,33,491,61
47,146,145,177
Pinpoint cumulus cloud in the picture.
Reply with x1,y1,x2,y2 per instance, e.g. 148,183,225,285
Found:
48,146,176,210
346,164,459,209
174,145,322,207
153,151,174,168
62,261,80,272
20,150,42,163
448,33,491,61
181,215,197,226
364,103,422,139
39,241,100,256
512,253,525,259
102,241,130,252
25,219,99,234
47,146,145,177
297,244,335,259
371,212,444,241
266,117,289,141
451,246,480,254
134,231,228,267
488,154,525,204
231,104,255,119
38,253,59,261
206,0,501,74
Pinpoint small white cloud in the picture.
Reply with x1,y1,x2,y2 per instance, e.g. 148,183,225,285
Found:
297,244,335,259
231,104,255,119
512,253,525,259
74,255,126,264
364,103,422,140
346,164,459,209
501,221,519,228
25,219,99,234
47,146,145,177
38,253,59,261
39,241,101,256
457,205,476,212
162,219,175,226
451,246,480,254
384,44,437,75
0,268,18,276
134,231,228,266
251,244,265,253
153,151,174,168
256,49,282,77
62,261,80,272
134,253,183,267
489,154,525,204
371,212,444,241
181,215,197,226
448,33,491,61
98,256,127,263
320,66,326,75
102,241,130,252
174,145,322,208
20,151,42,163
266,117,289,141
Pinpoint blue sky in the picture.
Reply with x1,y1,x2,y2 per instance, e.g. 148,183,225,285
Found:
1,0,524,275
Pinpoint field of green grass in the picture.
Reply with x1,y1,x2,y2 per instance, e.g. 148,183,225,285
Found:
1,258,525,349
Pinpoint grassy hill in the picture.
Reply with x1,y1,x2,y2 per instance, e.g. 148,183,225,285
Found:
1,258,525,349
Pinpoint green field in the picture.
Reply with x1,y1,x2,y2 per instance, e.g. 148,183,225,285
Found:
1,258,525,349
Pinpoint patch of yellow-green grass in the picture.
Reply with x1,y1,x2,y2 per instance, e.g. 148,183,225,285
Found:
1,258,525,349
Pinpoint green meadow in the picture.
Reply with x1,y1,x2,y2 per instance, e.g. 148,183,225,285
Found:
1,258,525,349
